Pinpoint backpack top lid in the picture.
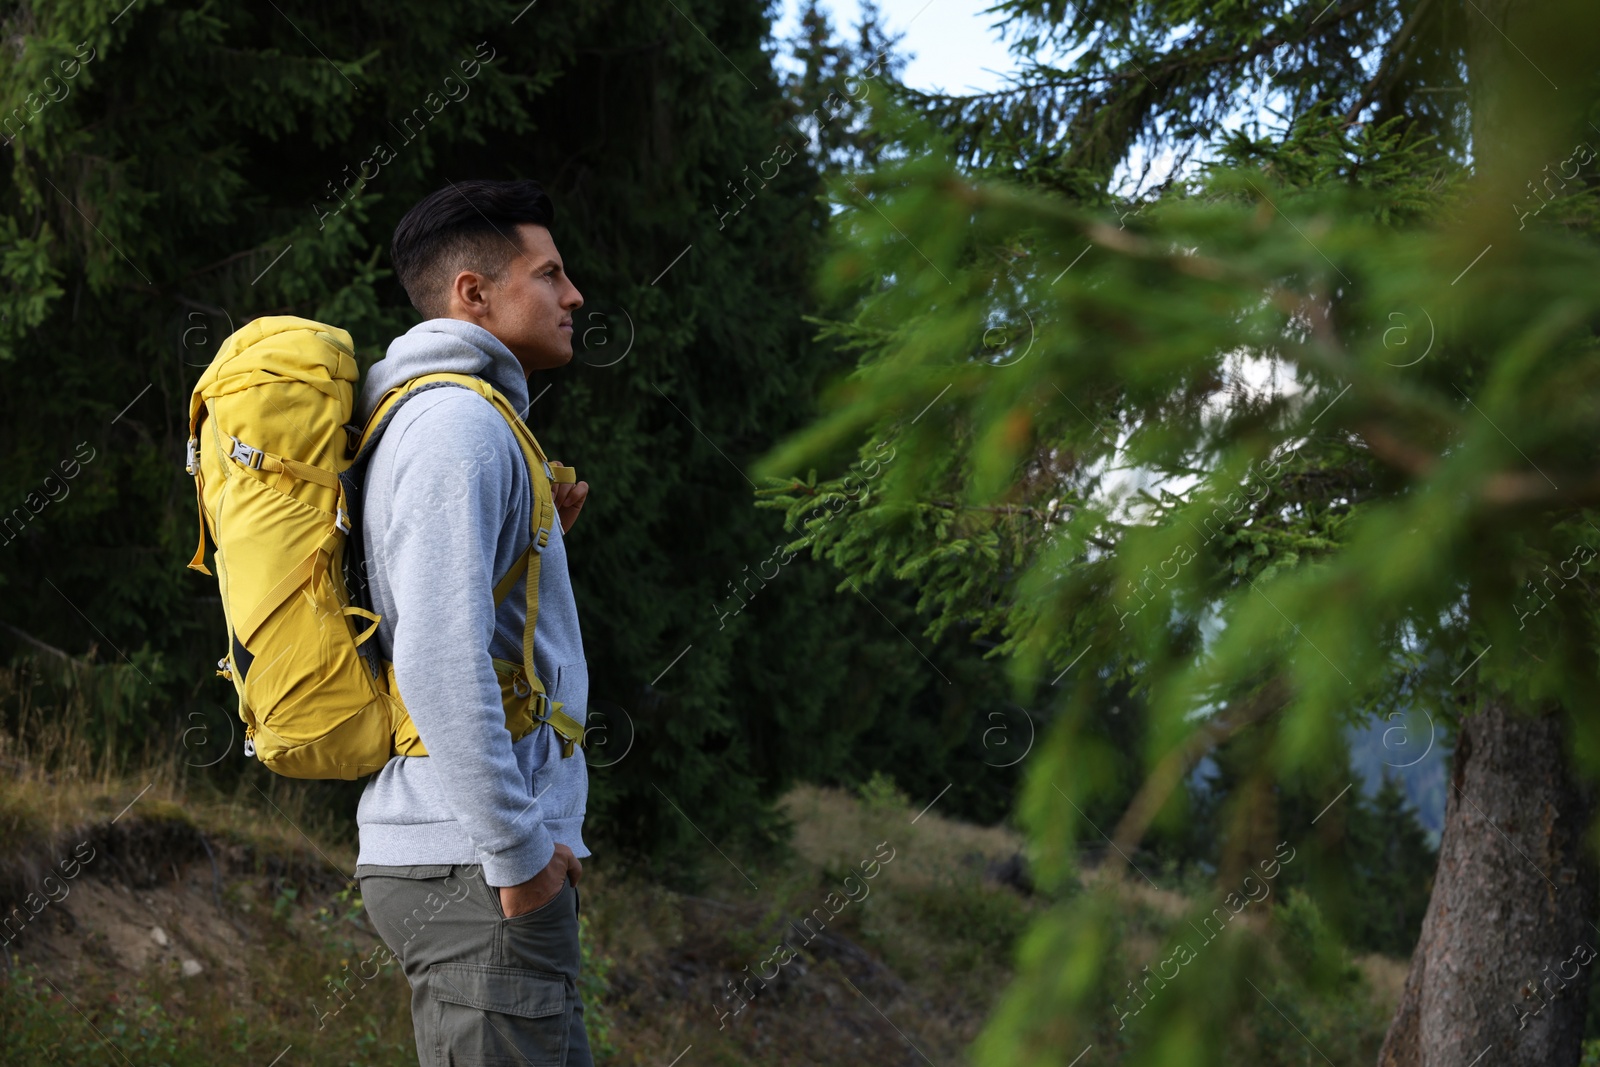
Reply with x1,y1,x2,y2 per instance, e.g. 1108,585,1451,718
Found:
188,315,359,439
184,316,361,577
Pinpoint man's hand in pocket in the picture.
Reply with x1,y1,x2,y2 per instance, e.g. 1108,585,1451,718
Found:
499,842,581,918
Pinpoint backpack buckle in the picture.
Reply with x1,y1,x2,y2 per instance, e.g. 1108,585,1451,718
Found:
335,506,350,534
512,673,532,699
185,437,199,475
229,437,265,469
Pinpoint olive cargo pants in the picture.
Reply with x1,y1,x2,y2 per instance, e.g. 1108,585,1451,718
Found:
357,863,593,1067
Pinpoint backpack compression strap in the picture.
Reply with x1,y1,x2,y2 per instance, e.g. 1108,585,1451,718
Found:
357,372,584,757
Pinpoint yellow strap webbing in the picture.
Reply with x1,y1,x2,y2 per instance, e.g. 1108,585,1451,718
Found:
343,606,381,646
521,544,543,702
541,706,586,758
259,453,341,489
386,658,586,758
187,472,212,575
493,546,531,606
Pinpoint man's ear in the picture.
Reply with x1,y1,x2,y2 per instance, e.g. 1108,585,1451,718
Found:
450,268,491,318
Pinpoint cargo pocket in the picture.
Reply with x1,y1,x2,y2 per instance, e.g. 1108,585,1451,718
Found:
428,961,568,1067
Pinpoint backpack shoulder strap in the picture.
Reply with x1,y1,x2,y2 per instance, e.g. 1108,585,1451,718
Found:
492,547,531,606
359,371,585,757
467,381,557,695
355,372,569,685
354,373,495,460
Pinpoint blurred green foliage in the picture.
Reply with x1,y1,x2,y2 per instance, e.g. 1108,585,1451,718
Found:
758,0,1600,1063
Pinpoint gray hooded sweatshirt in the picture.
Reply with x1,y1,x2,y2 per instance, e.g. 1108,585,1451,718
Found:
352,318,588,887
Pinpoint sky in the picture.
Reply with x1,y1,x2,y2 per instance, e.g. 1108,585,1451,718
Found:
772,0,1024,96
769,1,1284,196
769,0,1192,196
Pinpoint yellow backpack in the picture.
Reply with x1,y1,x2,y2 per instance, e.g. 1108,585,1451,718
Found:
185,315,585,780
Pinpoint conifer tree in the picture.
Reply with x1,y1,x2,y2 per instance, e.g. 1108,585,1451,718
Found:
760,1,1600,1063
1349,774,1435,957
0,0,1014,873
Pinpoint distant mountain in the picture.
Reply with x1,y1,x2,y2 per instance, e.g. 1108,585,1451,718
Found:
1346,710,1449,841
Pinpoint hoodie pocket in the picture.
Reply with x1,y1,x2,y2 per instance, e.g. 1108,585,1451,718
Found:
551,661,588,724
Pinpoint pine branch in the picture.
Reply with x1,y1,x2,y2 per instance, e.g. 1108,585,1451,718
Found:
907,0,1383,103
1342,0,1435,125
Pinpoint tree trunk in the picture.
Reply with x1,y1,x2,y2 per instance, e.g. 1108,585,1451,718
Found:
1380,0,1600,1058
1378,699,1597,1067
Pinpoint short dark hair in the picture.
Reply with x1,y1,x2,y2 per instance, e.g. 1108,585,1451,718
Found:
391,179,556,319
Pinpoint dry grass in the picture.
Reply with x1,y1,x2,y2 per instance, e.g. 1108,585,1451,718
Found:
0,758,361,893
2,755,1040,1067
0,715,1414,1067
781,782,1025,881
1355,952,1410,1009
1080,862,1192,919
582,783,1039,1065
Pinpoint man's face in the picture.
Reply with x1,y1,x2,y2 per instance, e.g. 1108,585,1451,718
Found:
457,223,583,375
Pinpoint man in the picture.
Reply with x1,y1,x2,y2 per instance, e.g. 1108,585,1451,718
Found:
352,178,594,1066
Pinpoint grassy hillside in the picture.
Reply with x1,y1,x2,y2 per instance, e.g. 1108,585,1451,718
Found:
0,653,1418,1066
0,743,1414,1067
0,759,1036,1066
